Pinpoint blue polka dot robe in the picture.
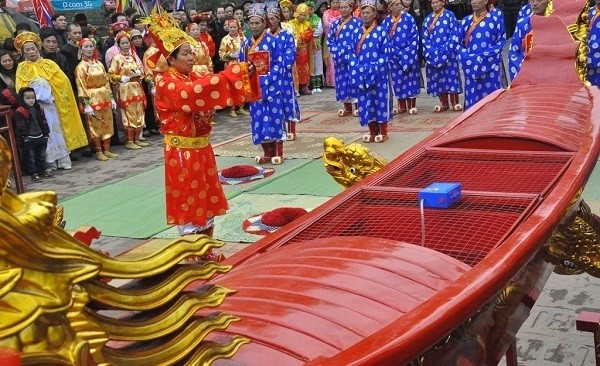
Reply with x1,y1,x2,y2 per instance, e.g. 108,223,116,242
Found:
269,27,300,122
457,11,506,109
588,6,600,86
350,23,392,126
508,4,532,81
327,16,363,102
382,12,421,100
240,31,287,144
421,9,462,97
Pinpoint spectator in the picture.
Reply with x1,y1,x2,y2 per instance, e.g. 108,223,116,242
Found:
75,38,119,161
0,49,17,108
51,14,69,46
224,3,236,19
15,31,88,171
322,0,341,87
210,7,227,72
0,0,16,42
14,87,52,182
219,19,248,117
107,32,149,150
130,29,159,135
61,23,83,89
3,38,20,63
38,27,72,83
73,12,88,27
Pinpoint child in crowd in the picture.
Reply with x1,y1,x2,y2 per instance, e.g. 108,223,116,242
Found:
14,87,52,182
219,19,249,117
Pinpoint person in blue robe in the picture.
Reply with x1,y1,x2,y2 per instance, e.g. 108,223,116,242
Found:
240,4,286,164
351,0,392,143
382,0,421,115
327,0,362,116
267,3,301,141
508,2,550,82
588,1,600,86
456,0,505,110
421,0,463,112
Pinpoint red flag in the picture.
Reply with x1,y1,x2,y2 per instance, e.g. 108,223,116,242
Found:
31,0,54,27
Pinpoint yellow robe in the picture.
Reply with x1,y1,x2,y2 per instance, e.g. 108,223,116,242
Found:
16,57,88,151
75,59,114,140
218,34,244,67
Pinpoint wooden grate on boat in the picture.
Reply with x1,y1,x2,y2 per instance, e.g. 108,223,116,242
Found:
371,149,572,196
284,189,537,267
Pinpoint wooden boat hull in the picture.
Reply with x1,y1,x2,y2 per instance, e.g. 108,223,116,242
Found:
195,2,600,365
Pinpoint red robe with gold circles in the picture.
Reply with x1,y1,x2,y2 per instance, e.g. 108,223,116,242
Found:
155,63,256,227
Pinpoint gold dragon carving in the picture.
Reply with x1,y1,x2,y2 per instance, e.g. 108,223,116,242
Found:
0,137,248,365
571,0,590,85
545,199,600,278
322,137,387,188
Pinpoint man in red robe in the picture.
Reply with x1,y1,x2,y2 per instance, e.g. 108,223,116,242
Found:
146,11,257,238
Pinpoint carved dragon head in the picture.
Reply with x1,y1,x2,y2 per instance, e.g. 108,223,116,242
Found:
322,137,387,188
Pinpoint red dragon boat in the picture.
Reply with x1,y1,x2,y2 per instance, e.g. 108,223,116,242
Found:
191,1,600,365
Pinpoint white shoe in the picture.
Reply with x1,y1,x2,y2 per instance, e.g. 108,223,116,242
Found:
311,89,318,94
316,88,322,93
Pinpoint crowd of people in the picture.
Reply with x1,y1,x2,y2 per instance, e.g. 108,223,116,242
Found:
1,0,598,245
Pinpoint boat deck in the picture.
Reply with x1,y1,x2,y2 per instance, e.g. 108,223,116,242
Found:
210,237,471,365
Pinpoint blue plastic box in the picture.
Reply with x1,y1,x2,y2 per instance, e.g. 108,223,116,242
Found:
418,182,462,209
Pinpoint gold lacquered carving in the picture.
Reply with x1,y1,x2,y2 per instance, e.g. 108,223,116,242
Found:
323,136,387,188
573,1,591,85
545,200,600,277
0,136,248,365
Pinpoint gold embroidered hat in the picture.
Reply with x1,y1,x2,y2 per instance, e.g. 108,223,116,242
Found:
279,0,293,10
142,10,196,58
14,31,41,52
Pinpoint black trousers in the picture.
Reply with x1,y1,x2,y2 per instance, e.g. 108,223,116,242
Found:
22,136,47,175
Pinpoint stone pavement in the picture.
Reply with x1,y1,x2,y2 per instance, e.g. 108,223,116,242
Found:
19,87,600,365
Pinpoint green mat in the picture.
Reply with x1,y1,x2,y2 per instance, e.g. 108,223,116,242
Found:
221,157,314,199
61,156,315,239
154,193,331,242
251,159,343,197
62,184,168,239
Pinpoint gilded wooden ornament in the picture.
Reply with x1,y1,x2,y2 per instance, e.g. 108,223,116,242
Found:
322,137,387,188
545,200,600,278
0,136,248,365
573,0,591,85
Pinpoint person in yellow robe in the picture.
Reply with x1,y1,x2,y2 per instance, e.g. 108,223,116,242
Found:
108,31,148,150
218,19,249,117
289,4,314,95
76,38,119,161
15,31,88,171
186,22,213,74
